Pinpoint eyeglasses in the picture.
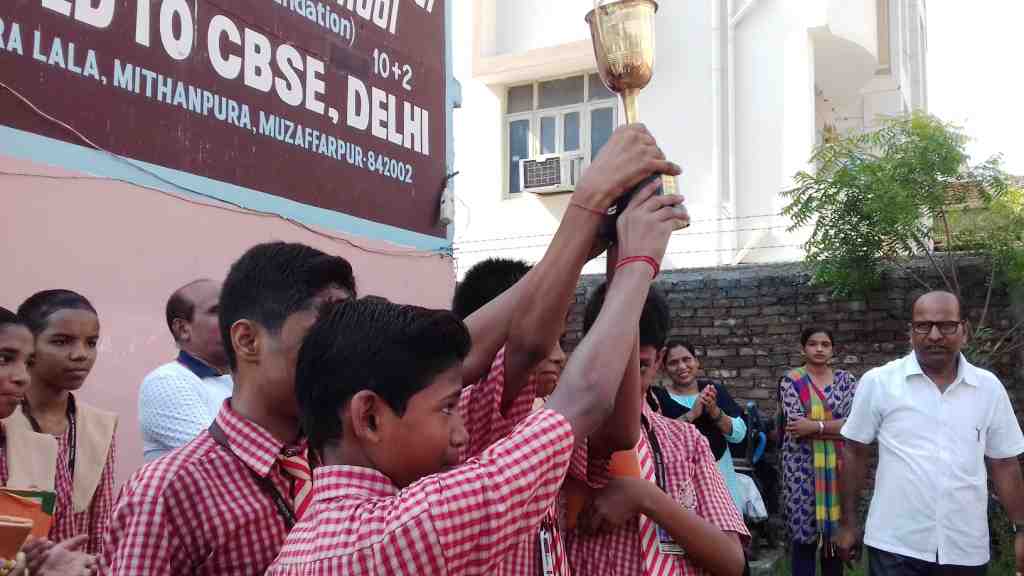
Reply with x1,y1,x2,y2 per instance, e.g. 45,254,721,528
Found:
910,321,963,335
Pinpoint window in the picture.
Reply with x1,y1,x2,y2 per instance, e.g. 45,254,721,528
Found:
505,73,617,195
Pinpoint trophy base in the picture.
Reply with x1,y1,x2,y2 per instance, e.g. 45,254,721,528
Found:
600,173,690,241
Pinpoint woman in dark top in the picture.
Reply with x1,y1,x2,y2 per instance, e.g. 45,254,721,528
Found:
651,340,746,509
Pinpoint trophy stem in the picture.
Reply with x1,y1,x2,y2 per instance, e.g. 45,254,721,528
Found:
621,89,641,125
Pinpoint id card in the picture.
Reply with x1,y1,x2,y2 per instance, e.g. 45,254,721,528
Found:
656,523,687,556
538,523,555,576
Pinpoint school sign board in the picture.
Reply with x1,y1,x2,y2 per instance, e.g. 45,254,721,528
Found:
0,0,449,242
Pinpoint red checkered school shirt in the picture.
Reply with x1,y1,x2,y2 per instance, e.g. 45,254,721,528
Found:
457,346,538,462
4,400,116,556
50,420,117,556
104,400,305,575
564,405,748,576
266,408,575,575
0,432,6,487
451,345,573,575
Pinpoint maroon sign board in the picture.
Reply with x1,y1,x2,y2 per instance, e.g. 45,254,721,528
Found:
0,0,447,239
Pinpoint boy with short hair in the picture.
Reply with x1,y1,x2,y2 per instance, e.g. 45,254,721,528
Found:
104,242,356,575
565,282,748,576
267,181,687,574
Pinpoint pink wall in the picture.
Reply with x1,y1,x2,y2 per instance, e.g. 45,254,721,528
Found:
0,155,456,487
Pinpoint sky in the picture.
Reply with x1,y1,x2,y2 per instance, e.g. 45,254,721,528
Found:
928,1,1024,175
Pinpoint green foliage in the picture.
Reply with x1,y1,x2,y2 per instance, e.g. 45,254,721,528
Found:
783,111,1009,296
782,112,1023,368
949,186,1024,287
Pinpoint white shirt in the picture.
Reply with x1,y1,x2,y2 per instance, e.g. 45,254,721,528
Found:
842,352,1024,566
138,357,233,462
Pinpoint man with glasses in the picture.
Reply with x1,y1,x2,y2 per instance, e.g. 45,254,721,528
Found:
836,290,1024,575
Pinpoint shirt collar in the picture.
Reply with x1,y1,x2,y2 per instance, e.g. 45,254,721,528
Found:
311,465,398,502
213,400,304,477
904,352,977,388
177,350,222,379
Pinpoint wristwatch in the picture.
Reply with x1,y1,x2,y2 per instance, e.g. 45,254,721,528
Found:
818,421,825,434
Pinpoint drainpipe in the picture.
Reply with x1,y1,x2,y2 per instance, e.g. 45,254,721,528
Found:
731,0,762,28
711,0,724,263
727,0,763,264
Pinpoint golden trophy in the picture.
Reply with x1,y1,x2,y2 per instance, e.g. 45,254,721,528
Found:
586,0,689,231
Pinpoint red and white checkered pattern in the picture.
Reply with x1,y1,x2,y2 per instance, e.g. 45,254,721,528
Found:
104,401,305,575
0,429,7,487
279,451,313,520
48,420,116,557
457,348,573,576
457,346,539,461
266,409,574,575
565,405,749,576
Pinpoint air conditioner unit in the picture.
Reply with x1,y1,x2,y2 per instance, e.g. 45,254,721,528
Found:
519,153,585,195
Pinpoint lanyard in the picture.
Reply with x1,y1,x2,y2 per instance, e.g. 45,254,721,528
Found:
640,414,667,494
208,421,297,530
22,396,77,478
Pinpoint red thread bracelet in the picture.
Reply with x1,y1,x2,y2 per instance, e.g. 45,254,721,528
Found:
569,200,606,217
615,255,660,278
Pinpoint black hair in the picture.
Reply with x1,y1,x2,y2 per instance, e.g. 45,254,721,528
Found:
800,326,834,347
664,339,696,357
165,279,211,341
360,295,391,304
0,307,27,331
583,281,670,349
219,242,357,370
452,258,531,320
17,290,98,335
296,299,471,452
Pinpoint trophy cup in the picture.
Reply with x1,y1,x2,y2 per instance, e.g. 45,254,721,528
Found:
586,0,689,234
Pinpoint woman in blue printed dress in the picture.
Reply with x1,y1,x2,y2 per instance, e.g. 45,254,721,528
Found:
780,327,857,576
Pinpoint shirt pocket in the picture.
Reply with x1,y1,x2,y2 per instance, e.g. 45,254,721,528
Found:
951,420,987,480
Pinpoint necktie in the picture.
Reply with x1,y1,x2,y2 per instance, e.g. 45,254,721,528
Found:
278,449,313,520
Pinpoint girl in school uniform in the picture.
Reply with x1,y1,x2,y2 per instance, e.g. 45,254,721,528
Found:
0,306,97,576
8,291,116,560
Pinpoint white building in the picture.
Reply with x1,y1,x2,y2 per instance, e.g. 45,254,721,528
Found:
451,0,928,275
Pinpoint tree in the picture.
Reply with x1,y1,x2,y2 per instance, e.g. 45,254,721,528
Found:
782,111,1024,368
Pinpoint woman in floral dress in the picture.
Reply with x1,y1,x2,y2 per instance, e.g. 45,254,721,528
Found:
780,327,857,576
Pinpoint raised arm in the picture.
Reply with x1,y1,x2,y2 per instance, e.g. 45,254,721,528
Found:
546,183,686,440
501,126,680,412
586,245,643,457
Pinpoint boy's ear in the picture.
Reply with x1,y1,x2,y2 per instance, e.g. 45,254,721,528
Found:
230,320,260,366
349,390,385,444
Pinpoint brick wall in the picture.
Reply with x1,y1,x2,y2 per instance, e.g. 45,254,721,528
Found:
565,258,1023,417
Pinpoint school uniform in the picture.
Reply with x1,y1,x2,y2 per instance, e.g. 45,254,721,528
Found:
0,418,59,490
106,347,537,575
104,399,311,575
266,409,575,575
6,396,116,555
564,404,748,576
466,350,573,576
